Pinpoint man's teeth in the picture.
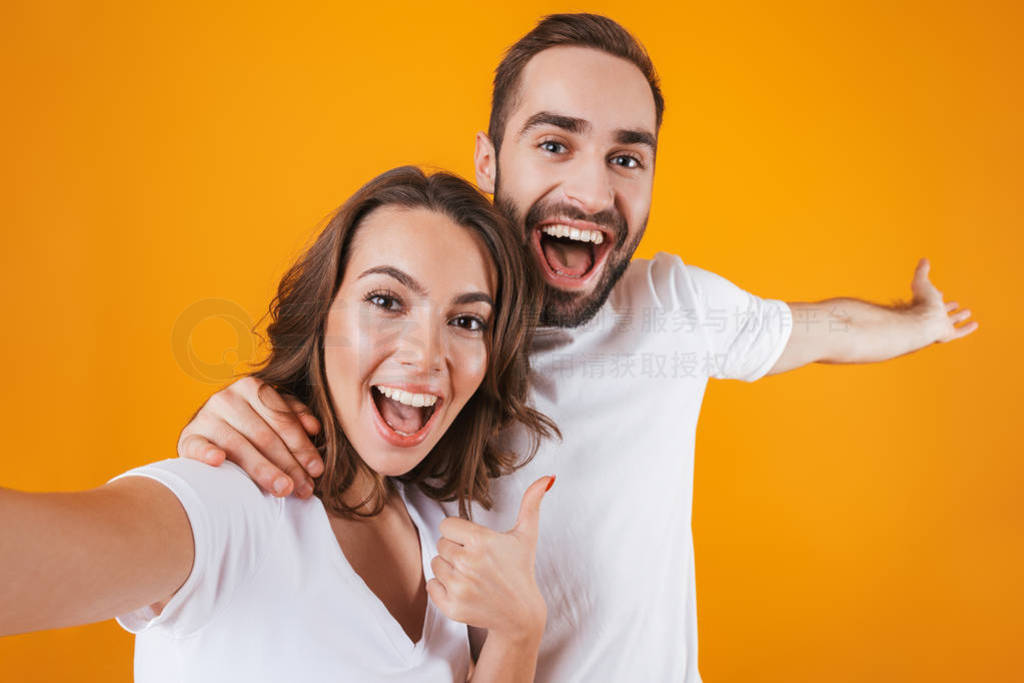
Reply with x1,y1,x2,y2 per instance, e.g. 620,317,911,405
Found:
541,224,604,244
375,386,439,408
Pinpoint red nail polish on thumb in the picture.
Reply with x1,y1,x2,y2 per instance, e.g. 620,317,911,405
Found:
545,475,556,492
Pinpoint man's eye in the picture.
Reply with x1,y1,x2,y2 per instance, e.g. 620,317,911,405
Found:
366,292,402,311
611,154,642,169
539,140,567,154
451,315,487,332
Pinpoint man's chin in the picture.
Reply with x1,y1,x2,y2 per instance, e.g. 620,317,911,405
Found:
540,287,601,328
539,256,630,328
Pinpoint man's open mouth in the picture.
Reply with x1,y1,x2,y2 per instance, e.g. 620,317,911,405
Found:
533,221,613,289
371,385,442,444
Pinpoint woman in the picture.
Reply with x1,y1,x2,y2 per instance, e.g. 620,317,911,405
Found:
0,166,557,681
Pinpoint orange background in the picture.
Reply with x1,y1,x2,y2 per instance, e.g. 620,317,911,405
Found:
1,1,1020,681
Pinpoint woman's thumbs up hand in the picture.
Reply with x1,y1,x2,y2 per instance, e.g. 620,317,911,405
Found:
426,476,554,645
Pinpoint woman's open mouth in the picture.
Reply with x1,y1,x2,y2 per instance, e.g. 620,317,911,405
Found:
533,221,613,290
371,385,443,447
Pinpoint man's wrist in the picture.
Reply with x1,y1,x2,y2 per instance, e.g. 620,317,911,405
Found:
903,301,944,348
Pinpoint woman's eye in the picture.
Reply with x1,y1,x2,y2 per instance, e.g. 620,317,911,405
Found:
539,140,567,155
366,292,402,312
451,315,487,332
611,154,642,169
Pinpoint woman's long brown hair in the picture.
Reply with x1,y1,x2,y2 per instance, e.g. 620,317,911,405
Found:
252,166,557,519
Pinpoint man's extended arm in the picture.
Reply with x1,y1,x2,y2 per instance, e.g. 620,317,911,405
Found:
767,258,977,375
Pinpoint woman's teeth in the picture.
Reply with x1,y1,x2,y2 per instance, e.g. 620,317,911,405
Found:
375,386,439,408
541,224,604,244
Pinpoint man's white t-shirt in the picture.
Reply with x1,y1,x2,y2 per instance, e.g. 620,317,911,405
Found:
111,459,470,683
409,252,793,682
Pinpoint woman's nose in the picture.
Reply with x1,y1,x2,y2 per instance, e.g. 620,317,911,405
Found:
397,313,443,374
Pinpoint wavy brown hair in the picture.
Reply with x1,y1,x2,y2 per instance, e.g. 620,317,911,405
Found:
252,166,557,519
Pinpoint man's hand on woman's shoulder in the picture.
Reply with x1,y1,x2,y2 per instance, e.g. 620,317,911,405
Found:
177,376,323,498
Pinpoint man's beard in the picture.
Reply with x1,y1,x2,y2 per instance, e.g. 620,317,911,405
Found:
494,187,646,328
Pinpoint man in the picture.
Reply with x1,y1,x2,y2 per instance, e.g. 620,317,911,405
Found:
176,14,976,681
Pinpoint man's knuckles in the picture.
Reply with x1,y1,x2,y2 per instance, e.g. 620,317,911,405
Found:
238,375,264,396
204,388,236,414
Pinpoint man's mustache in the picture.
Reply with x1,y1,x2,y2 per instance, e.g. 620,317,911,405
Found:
524,201,628,249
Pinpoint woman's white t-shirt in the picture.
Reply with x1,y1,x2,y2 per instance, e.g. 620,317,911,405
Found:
110,459,470,683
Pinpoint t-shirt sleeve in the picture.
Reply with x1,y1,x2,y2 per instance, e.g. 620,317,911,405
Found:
107,459,283,638
681,260,793,382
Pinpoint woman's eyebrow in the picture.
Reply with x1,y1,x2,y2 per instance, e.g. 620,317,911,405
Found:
359,266,493,307
358,266,426,295
454,292,494,307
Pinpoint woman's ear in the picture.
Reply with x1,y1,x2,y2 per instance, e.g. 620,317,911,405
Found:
474,132,497,194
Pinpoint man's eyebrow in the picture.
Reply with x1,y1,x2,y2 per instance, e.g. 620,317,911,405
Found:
615,128,657,150
518,111,590,138
357,266,426,295
518,112,656,152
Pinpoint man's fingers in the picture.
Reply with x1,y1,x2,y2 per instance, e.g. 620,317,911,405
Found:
951,308,972,324
249,381,324,480
281,395,322,437
179,433,226,466
954,321,979,338
512,475,555,541
214,423,297,496
945,301,959,312
212,387,315,497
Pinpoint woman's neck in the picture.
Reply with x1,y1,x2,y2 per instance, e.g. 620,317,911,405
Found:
335,466,397,517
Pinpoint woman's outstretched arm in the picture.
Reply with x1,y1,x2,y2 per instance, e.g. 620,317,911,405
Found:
0,476,194,636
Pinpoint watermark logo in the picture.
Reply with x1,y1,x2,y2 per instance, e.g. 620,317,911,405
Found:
171,298,256,383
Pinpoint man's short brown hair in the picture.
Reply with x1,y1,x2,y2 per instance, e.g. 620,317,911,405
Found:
488,13,665,154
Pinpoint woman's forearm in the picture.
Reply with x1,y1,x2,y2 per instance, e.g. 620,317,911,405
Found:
469,628,544,683
0,477,194,635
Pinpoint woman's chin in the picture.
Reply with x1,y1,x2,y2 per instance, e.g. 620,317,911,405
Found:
364,450,430,478
360,434,444,478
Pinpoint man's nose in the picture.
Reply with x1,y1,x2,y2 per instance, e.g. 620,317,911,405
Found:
562,157,614,215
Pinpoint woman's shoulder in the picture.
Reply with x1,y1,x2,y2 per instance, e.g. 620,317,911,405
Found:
111,458,285,521
114,457,260,488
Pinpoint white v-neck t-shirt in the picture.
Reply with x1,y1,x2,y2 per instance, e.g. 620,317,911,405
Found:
408,253,794,682
111,459,470,682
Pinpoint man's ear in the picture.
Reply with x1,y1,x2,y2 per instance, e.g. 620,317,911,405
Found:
474,131,497,194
